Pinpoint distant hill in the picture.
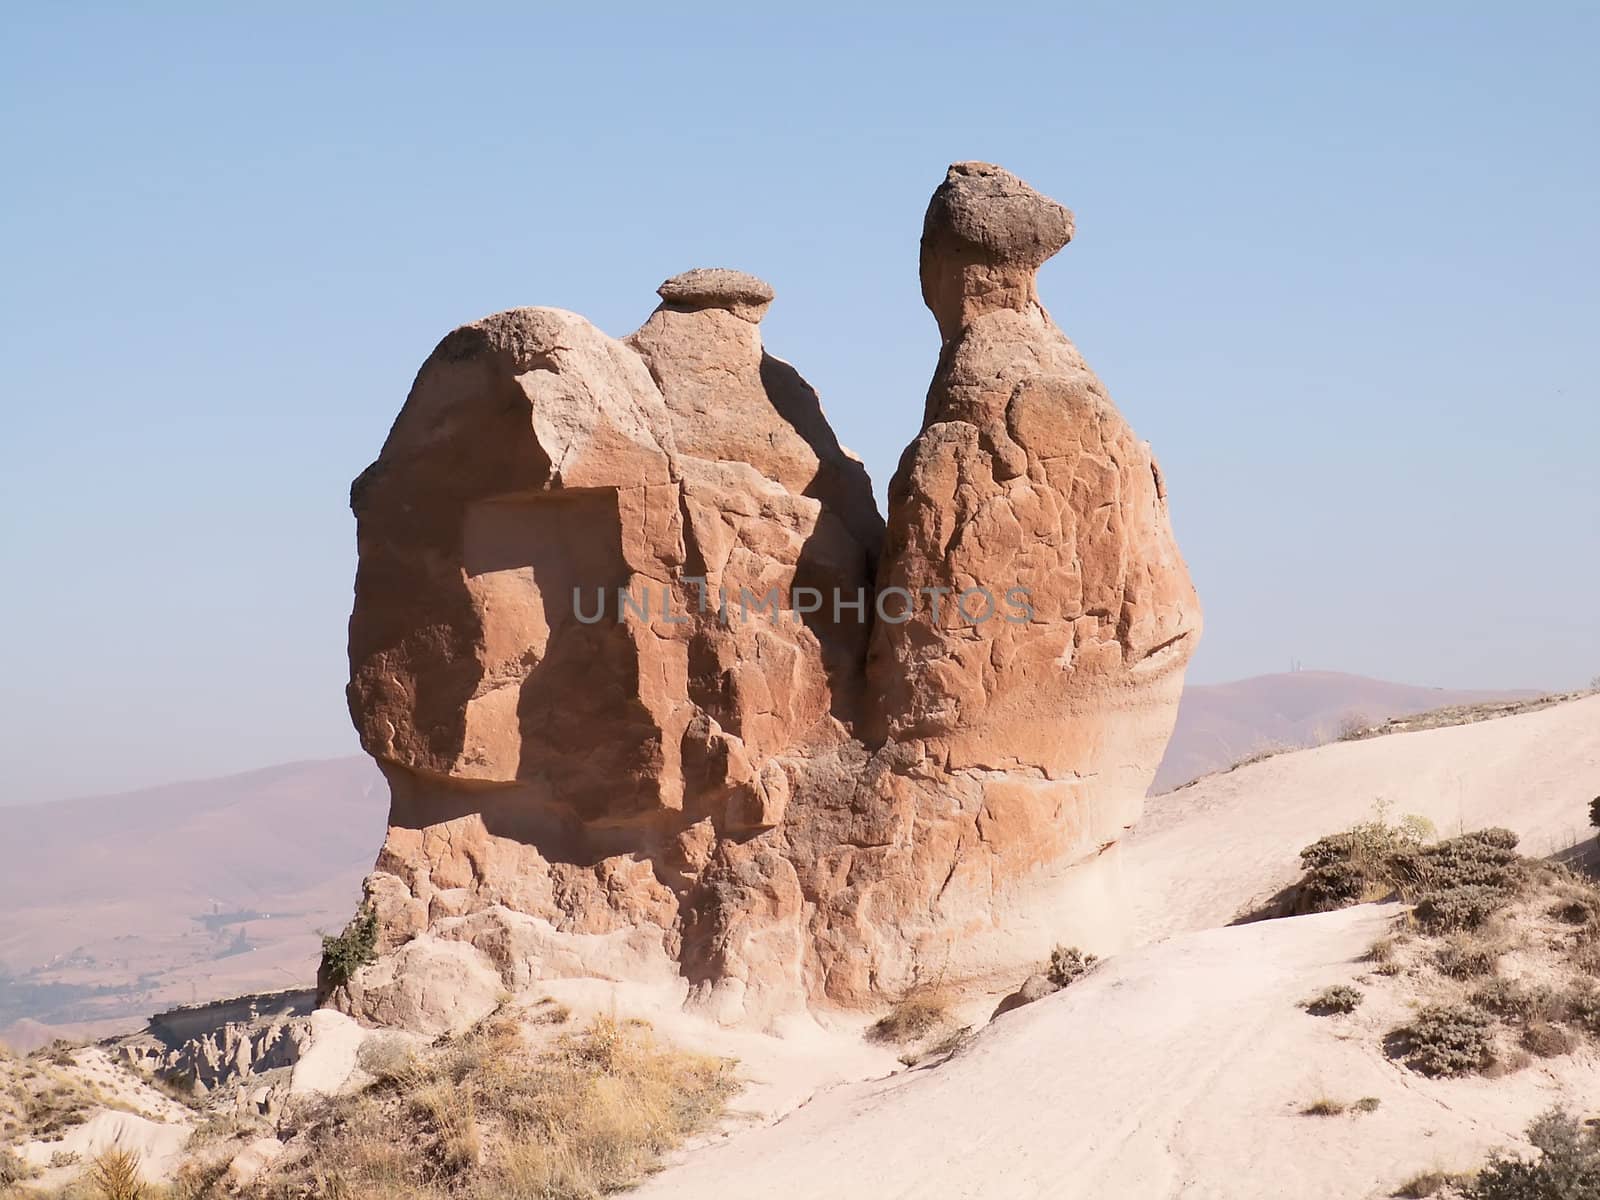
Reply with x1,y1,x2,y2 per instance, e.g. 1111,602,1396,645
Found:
0,756,386,1039
1152,670,1540,793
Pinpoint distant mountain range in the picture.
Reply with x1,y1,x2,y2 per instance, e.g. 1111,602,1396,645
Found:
1151,671,1538,792
0,671,1539,1049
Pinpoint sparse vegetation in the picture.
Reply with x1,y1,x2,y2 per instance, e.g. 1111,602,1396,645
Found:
1470,978,1554,1023
1301,1096,1347,1116
1335,711,1371,741
264,1010,737,1200
1399,829,1527,933
869,991,951,1044
1292,803,1434,913
356,1033,422,1088
1366,935,1401,964
1046,946,1099,989
1397,1169,1469,1198
1,1146,40,1186
0,1049,134,1144
1434,934,1502,979
1463,1106,1600,1198
1353,1096,1382,1113
320,902,380,988
1519,1020,1578,1059
87,1147,146,1199
1304,985,1364,1015
1388,1004,1495,1076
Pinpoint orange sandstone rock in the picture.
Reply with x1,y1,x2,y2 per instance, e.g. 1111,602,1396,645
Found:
335,164,1199,1029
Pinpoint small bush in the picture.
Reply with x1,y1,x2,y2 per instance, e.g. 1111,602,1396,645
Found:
1397,830,1525,900
1354,1096,1382,1113
1390,1005,1495,1076
358,1033,421,1086
1336,712,1371,741
1464,1106,1600,1199
1472,978,1554,1023
1435,936,1501,979
1564,984,1600,1035
530,996,572,1025
1,1148,39,1186
1520,1021,1578,1059
1589,796,1600,832
1293,807,1434,914
1415,884,1514,933
1302,1097,1347,1116
1305,985,1364,1015
1399,1171,1468,1198
320,902,379,988
868,992,950,1044
1046,946,1099,989
1367,935,1399,964
87,1148,145,1199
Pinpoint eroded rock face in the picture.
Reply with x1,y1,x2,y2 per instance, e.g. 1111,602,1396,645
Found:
340,163,1200,1028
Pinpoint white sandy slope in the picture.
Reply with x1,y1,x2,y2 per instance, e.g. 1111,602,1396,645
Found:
638,904,1600,1200
1124,692,1600,945
634,695,1600,1200
15,1046,194,1185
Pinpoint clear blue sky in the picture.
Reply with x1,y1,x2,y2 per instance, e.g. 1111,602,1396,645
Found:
2,3,1596,804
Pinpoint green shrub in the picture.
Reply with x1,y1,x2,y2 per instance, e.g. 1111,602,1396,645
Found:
1293,807,1432,913
1465,1107,1600,1199
1046,946,1099,989
1297,859,1370,913
1305,985,1364,1015
1415,883,1516,932
1397,831,1525,893
1390,1004,1495,1076
320,902,379,988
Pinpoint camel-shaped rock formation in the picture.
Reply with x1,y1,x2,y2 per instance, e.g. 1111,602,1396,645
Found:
337,163,1200,1032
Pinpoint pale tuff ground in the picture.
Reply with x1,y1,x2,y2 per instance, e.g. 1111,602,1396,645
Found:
4,694,1598,1198
623,694,1600,1199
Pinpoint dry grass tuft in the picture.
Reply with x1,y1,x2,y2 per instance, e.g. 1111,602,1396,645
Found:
1,1146,40,1187
1301,1097,1348,1116
1433,933,1503,980
868,991,951,1045
1394,1168,1467,1198
1520,1019,1579,1058
87,1147,146,1199
263,1012,737,1200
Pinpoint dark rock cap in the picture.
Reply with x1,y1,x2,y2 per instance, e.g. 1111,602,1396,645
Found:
922,162,1074,268
657,268,775,321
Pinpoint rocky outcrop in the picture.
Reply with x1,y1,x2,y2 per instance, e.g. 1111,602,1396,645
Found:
339,163,1200,1028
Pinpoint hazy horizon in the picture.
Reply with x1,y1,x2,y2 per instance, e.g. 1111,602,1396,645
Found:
4,4,1596,804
